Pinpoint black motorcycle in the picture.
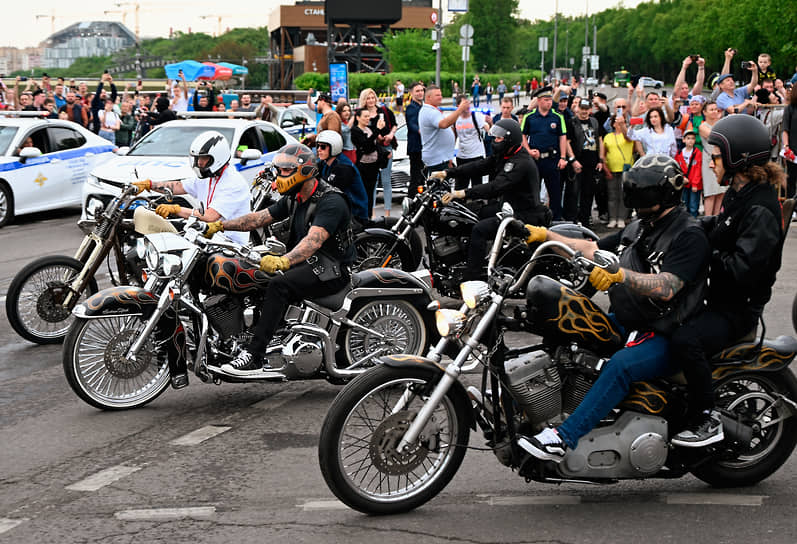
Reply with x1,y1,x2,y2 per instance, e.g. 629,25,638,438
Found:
319,217,797,514
354,178,598,296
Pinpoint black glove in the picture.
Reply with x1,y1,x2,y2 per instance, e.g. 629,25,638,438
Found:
506,219,529,238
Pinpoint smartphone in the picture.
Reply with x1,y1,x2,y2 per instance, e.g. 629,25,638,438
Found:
19,76,27,82
689,54,700,62
662,90,667,98
629,117,644,126
379,113,384,121
103,69,109,74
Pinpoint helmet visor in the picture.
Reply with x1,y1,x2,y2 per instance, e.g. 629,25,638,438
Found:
488,124,511,139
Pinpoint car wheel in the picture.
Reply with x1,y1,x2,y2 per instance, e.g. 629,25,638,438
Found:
0,182,14,228
655,83,662,89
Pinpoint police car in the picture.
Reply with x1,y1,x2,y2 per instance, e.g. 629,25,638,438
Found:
0,115,116,228
81,117,297,222
273,104,317,140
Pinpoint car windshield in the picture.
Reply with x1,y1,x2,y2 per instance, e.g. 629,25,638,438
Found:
128,126,235,156
0,126,20,155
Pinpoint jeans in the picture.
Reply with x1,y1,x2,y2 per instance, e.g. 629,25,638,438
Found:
99,130,115,144
681,188,701,217
606,173,627,222
557,329,677,449
376,147,393,214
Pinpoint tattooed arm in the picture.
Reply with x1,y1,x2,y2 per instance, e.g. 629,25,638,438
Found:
221,209,273,232
150,180,186,195
284,226,329,266
621,270,684,302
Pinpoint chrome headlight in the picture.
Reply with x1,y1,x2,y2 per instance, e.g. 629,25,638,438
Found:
460,281,490,309
136,237,147,259
160,254,183,276
435,309,466,337
86,196,105,220
145,240,160,270
401,197,411,216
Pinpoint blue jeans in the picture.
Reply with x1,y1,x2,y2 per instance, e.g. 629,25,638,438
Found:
681,188,701,217
376,149,393,214
557,330,677,449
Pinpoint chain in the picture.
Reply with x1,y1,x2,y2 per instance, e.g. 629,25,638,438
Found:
485,329,505,364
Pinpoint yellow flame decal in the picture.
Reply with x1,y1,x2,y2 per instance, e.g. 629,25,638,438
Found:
550,286,621,343
712,345,795,380
621,381,668,414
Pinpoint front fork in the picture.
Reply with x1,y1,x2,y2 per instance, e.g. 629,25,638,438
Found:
64,232,112,307
124,279,177,362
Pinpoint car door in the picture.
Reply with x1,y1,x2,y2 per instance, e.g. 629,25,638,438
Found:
46,125,92,205
258,123,287,159
12,126,63,212
233,126,266,183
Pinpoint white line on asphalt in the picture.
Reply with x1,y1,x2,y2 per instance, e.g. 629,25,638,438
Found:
0,295,5,304
664,493,767,506
486,495,582,506
65,464,142,492
0,518,27,535
251,389,306,411
298,499,349,510
170,425,231,446
114,506,216,521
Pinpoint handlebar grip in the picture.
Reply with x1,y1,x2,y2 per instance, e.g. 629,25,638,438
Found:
505,219,529,238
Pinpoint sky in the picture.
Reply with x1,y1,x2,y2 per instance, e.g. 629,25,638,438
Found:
2,0,646,49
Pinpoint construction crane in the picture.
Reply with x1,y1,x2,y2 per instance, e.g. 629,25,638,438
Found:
35,10,100,35
109,2,141,44
199,15,233,38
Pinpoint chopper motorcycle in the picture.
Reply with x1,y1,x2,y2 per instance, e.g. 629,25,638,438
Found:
318,216,797,514
62,212,438,410
353,177,598,296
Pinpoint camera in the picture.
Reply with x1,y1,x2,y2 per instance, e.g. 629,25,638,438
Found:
689,54,699,62
741,61,754,70
103,69,109,74
729,48,737,55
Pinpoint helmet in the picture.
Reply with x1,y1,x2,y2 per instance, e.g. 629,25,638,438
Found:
489,118,522,157
707,114,770,175
189,130,231,178
622,154,685,212
316,130,343,156
272,143,318,195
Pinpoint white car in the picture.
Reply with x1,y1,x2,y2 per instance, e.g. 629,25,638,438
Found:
274,104,317,140
585,77,599,87
0,117,116,227
640,76,664,89
82,118,297,222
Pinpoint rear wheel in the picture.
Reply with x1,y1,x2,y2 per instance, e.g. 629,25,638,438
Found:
691,370,797,487
791,292,797,334
353,233,416,271
318,365,470,514
5,255,98,344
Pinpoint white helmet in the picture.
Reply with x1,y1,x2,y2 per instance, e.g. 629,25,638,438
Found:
189,130,231,178
316,130,343,156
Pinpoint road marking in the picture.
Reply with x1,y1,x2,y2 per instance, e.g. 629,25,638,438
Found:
486,495,582,506
0,295,5,304
664,493,767,506
115,507,216,521
298,499,349,511
251,389,306,411
170,425,231,446
0,518,27,535
65,464,141,492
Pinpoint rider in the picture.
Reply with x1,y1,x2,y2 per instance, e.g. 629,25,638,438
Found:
433,118,551,281
670,115,785,447
516,155,710,462
132,131,251,245
315,130,370,226
202,143,355,377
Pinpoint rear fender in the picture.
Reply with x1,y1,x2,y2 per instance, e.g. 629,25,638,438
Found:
712,337,797,381
351,268,434,301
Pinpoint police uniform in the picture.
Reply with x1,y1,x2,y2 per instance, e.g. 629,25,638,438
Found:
522,86,567,220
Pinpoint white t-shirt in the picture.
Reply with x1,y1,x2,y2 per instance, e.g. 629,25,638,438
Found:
419,103,455,167
182,165,251,245
395,82,404,96
99,110,119,130
455,112,487,159
171,97,189,112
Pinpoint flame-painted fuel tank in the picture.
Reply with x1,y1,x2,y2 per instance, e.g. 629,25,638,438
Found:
525,275,623,356
202,253,272,295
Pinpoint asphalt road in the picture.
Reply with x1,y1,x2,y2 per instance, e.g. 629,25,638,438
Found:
1,208,797,544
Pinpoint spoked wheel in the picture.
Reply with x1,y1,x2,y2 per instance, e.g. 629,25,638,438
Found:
5,256,98,344
354,236,405,270
318,365,470,514
691,370,797,487
791,292,797,334
341,299,428,370
62,315,171,410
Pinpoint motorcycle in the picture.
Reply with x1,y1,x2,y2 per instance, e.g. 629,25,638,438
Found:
5,179,178,344
318,216,797,514
354,177,598,296
62,213,438,410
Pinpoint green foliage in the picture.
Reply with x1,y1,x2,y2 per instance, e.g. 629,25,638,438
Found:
380,29,461,73
469,0,520,72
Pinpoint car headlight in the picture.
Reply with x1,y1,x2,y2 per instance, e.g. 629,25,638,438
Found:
87,175,103,188
460,281,490,309
145,241,160,270
160,254,183,276
435,309,466,337
401,197,411,216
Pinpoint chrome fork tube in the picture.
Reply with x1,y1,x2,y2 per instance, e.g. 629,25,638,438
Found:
124,280,176,360
64,233,105,306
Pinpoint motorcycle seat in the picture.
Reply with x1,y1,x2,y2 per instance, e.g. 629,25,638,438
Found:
710,335,797,364
308,273,362,311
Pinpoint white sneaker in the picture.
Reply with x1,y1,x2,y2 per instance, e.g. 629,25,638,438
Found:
517,427,567,463
671,410,724,447
607,219,617,228
617,219,626,229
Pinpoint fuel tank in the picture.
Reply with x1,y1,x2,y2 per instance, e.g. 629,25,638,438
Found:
203,253,272,295
525,275,623,356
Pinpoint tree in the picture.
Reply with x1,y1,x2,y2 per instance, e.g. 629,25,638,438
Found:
380,29,460,72
469,0,519,72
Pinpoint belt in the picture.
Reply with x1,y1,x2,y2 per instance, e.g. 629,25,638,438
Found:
537,150,558,159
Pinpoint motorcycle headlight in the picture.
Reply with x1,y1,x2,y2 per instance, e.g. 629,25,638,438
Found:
160,254,183,276
136,237,147,260
145,241,160,270
435,309,466,337
460,281,490,309
401,197,411,216
86,197,105,220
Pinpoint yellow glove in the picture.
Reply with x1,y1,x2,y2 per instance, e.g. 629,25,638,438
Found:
589,266,625,291
441,190,465,204
430,170,447,180
155,204,181,218
132,179,152,195
204,221,223,238
259,255,291,274
524,225,547,244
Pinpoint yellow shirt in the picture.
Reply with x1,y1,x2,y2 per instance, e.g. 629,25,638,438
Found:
603,132,635,173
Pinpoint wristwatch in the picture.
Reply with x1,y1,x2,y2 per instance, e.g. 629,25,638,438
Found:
567,156,575,163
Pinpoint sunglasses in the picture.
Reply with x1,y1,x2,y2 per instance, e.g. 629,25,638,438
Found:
711,154,722,161
317,143,330,150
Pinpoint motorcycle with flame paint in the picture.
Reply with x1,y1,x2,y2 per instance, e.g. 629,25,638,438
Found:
318,217,797,514
62,211,438,410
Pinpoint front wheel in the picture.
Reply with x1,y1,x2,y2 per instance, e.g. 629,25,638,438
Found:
318,365,470,514
5,255,98,344
791,292,797,334
691,370,797,487
62,315,171,410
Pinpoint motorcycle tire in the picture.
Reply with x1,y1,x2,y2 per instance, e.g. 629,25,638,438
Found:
318,364,470,514
5,255,99,344
337,297,433,370
63,315,171,410
353,231,418,272
691,369,797,487
792,292,797,334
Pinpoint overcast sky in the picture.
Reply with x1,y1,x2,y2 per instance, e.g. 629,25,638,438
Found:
3,0,646,49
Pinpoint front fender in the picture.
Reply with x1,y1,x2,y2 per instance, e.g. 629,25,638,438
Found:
73,286,160,318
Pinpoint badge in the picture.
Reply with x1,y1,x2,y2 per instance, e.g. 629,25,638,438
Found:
550,123,557,130
504,162,514,172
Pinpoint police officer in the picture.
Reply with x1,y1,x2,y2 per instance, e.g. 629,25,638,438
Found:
201,143,355,378
434,118,550,280
521,86,569,220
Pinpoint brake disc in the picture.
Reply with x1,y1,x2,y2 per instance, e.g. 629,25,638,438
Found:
370,410,434,475
104,328,152,379
36,282,71,322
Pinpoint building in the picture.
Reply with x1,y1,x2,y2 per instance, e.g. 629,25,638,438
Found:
0,47,44,76
267,0,434,89
43,21,136,69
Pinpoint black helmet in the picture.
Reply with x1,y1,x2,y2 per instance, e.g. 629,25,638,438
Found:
488,118,522,157
707,114,770,174
622,154,685,212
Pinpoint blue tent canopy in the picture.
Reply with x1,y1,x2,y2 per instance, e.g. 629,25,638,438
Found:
164,60,215,81
217,62,249,76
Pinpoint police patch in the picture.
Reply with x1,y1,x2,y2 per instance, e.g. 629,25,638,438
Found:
504,162,514,172
550,123,557,130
